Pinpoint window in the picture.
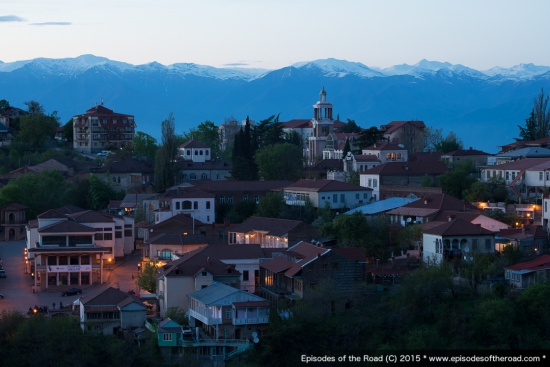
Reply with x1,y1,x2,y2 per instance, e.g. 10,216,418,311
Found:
546,201,548,213
163,334,172,341
81,256,90,265
243,195,248,201
202,271,207,276
229,233,236,244
322,263,328,270
194,201,198,209
48,256,57,265
505,172,509,180
333,194,337,203
104,233,113,241
547,172,550,181
112,177,116,183
200,150,203,155
195,150,198,155
368,178,372,187
373,179,378,188
94,233,104,241
228,196,233,204
332,262,339,270
540,172,543,181
485,239,492,251
356,193,359,199
187,150,190,155
512,172,516,179
340,194,345,203
220,197,225,204
201,173,207,179
397,153,402,159
207,215,210,222
225,309,232,319
206,150,209,156
243,270,249,281
58,256,68,265
124,230,132,237
190,173,196,180
472,239,479,251
68,236,92,246
364,193,368,199
254,196,259,203
308,264,314,271
176,202,180,210
310,283,316,290
183,201,192,209
206,201,211,209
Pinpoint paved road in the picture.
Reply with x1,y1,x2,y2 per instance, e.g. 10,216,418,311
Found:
0,240,143,314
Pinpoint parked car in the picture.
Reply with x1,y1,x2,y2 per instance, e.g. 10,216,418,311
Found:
61,288,82,296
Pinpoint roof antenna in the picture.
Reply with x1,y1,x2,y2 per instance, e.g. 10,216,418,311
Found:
100,98,104,106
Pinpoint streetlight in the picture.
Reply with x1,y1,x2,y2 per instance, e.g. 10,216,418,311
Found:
108,258,112,271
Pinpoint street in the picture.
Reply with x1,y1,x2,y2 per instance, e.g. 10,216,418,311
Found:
0,239,143,315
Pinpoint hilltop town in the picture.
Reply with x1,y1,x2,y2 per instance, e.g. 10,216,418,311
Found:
1,88,550,365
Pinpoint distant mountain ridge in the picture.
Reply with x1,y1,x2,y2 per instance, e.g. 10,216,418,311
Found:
1,54,550,152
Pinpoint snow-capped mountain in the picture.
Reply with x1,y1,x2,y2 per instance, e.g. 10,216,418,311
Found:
1,54,550,153
291,58,384,78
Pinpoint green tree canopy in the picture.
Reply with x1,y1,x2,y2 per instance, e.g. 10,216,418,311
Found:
434,131,463,153
16,113,58,148
137,263,159,293
256,192,285,218
254,143,303,181
437,160,477,199
132,131,158,159
182,120,220,158
464,176,507,202
155,113,179,191
355,126,387,152
340,119,362,133
61,119,73,142
517,88,550,141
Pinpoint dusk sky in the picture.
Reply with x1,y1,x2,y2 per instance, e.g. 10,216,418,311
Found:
1,0,550,70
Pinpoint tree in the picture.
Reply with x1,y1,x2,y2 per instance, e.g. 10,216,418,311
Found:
137,263,159,293
155,113,179,191
231,117,258,180
355,126,387,152
434,131,463,153
61,119,73,142
132,131,158,159
464,176,507,202
254,143,303,181
517,88,550,141
255,114,284,148
165,307,189,326
182,120,220,158
256,192,285,218
481,209,522,227
0,99,10,111
437,160,477,199
396,224,423,250
320,211,370,249
89,175,124,210
423,126,443,152
23,100,45,115
285,129,303,147
342,139,351,158
16,113,58,148
421,174,435,187
340,119,361,133
345,170,359,185
312,201,335,228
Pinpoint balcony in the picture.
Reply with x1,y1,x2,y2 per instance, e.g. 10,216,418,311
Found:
188,309,221,326
233,317,269,325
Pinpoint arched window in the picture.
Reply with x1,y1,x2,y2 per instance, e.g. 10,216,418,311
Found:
200,150,203,155
187,150,190,155
201,173,207,179
195,150,198,155
158,249,172,260
183,201,192,210
190,173,196,179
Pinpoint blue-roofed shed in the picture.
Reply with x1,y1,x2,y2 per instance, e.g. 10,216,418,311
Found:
344,197,420,216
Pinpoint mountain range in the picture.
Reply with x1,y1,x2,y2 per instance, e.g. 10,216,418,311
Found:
1,54,550,153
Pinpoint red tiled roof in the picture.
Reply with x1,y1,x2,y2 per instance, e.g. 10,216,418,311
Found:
506,254,550,271
285,179,371,192
354,154,379,162
73,105,136,129
281,119,311,129
261,256,293,273
37,209,66,219
67,210,115,224
485,158,550,171
423,219,494,236
179,139,211,149
232,217,305,237
38,220,95,234
362,161,449,175
381,120,425,135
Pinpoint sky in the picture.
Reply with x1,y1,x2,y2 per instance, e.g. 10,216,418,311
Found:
1,0,550,70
